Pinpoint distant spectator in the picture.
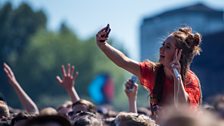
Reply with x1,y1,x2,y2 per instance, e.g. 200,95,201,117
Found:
25,115,71,126
68,99,98,121
57,100,73,119
159,106,218,126
97,105,117,118
103,117,115,126
137,107,152,117
114,112,156,126
0,100,10,118
11,112,35,126
213,95,224,119
40,107,58,115
56,64,98,120
72,111,102,126
202,104,215,113
71,99,96,115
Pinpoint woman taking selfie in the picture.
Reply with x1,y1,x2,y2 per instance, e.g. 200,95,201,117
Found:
96,24,202,113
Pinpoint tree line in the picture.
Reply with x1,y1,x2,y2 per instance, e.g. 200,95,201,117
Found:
0,2,127,108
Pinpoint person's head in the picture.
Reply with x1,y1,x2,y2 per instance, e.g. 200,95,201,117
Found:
63,101,73,107
97,105,117,118
71,99,96,115
24,115,71,126
11,112,35,126
159,26,202,77
57,101,73,119
103,117,116,126
160,106,218,126
72,111,102,126
0,100,10,118
161,115,198,126
213,95,224,119
40,107,58,116
114,112,156,126
137,107,152,117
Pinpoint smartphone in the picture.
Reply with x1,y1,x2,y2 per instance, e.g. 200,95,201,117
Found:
105,24,111,37
129,75,138,91
130,75,137,83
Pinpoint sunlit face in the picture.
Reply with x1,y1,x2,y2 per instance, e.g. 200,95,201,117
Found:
159,35,177,67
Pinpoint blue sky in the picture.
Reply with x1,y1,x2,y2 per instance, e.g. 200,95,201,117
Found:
1,0,224,60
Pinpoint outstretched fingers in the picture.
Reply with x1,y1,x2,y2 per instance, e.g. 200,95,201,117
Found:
177,49,182,61
3,63,13,78
61,65,67,77
56,76,63,84
3,64,9,74
125,80,132,89
174,49,182,61
67,64,71,76
71,65,75,77
73,71,79,80
70,65,78,80
173,49,178,61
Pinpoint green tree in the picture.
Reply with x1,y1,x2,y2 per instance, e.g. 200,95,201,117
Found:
9,24,126,108
0,2,47,105
1,2,129,109
0,2,46,57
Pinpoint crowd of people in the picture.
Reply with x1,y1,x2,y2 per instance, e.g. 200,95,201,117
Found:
0,25,224,126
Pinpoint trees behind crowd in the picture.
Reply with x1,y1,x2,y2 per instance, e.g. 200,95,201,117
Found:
0,2,126,108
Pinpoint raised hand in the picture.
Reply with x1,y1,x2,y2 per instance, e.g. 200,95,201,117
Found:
3,63,39,114
125,79,138,113
170,49,182,79
56,64,78,91
96,24,111,44
125,79,138,100
3,63,18,85
56,64,80,103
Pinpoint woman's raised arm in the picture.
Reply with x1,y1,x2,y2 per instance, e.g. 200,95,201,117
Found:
96,24,140,77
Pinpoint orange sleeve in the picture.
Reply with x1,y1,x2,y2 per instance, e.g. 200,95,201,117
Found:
139,61,155,92
185,73,201,107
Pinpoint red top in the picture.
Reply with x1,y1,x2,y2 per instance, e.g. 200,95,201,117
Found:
139,61,201,107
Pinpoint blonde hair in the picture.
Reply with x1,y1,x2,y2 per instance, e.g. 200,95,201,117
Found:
40,107,58,115
0,100,10,118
